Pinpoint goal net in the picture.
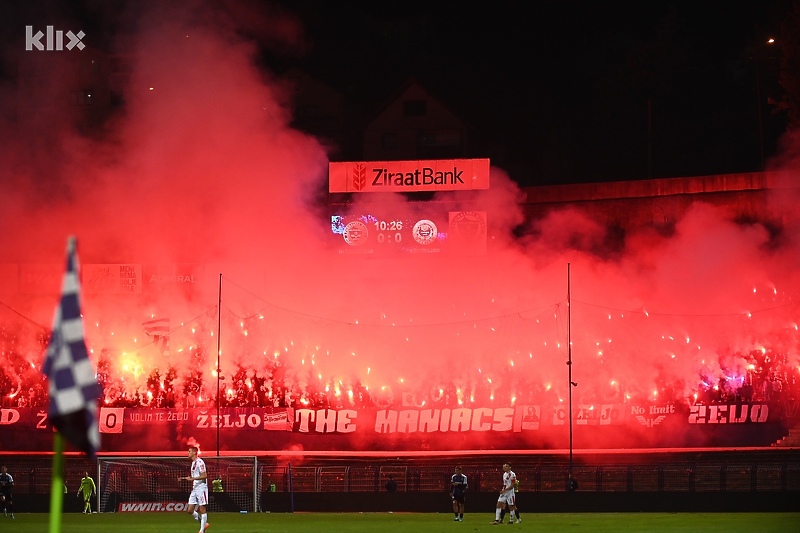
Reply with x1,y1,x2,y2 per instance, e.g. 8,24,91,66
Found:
98,456,259,513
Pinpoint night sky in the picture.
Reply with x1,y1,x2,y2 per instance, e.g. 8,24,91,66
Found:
264,1,791,185
0,1,792,186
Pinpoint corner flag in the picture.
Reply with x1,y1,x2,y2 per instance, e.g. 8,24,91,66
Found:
42,236,102,457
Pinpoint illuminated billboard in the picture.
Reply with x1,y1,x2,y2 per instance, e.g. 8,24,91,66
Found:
329,158,490,193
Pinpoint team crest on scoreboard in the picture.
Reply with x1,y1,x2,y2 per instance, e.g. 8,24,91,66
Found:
449,212,487,242
412,219,438,245
343,221,369,246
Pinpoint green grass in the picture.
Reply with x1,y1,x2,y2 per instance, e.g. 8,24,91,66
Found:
5,512,800,533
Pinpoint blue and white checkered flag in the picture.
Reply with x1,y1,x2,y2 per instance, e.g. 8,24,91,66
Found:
42,236,102,457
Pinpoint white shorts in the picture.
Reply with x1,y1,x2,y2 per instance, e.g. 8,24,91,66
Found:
498,491,515,507
188,484,208,506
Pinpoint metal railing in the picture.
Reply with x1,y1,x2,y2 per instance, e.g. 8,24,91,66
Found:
2,454,799,495
257,461,800,493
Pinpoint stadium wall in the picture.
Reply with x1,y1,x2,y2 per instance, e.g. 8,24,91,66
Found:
3,450,800,513
520,171,794,231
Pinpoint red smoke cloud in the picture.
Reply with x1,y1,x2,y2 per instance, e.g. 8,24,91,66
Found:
0,1,798,450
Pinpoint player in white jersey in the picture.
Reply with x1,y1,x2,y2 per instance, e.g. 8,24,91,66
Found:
181,446,209,533
490,462,517,525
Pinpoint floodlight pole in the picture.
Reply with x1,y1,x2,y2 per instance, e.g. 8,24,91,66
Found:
217,273,222,457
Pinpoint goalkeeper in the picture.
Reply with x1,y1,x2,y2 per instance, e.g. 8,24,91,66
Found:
77,471,96,514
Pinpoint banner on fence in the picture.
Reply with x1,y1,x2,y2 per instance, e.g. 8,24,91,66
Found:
0,401,792,453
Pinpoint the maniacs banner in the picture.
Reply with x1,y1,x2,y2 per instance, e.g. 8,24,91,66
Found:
0,402,792,453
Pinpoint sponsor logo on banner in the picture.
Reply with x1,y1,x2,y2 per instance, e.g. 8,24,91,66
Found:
264,410,293,430
143,263,204,293
632,404,674,428
83,264,142,294
119,502,188,512
635,415,666,428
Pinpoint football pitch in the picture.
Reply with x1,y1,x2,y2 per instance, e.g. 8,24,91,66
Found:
6,512,800,533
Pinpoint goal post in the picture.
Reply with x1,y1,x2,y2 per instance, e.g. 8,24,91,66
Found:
98,456,260,513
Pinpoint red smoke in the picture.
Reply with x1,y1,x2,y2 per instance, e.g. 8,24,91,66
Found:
0,2,798,451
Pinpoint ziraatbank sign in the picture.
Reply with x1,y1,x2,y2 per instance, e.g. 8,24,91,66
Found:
329,159,490,193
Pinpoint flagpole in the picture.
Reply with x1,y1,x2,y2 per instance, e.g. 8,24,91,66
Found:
216,273,222,457
49,432,65,533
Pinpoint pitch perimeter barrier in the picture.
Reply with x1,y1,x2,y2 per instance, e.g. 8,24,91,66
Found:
1,450,799,513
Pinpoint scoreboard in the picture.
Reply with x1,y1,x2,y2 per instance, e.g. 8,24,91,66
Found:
330,211,487,255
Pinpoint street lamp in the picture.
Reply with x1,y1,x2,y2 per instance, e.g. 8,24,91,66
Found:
567,263,578,492
216,273,222,457
754,38,776,170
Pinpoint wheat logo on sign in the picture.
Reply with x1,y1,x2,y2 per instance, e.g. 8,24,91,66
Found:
351,164,366,191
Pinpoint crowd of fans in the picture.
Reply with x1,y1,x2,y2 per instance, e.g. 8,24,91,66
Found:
2,346,797,411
